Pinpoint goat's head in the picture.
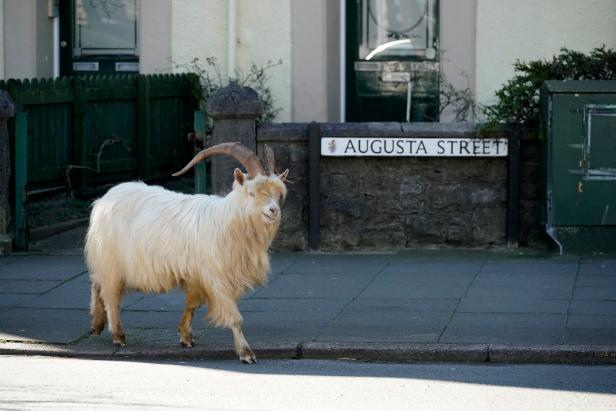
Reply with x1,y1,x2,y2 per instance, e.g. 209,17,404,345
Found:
173,142,289,225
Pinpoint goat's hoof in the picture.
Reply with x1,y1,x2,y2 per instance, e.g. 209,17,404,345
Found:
112,335,126,347
180,339,195,348
89,327,103,336
239,348,257,364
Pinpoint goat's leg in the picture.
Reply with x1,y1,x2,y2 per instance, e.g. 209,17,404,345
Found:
89,282,106,335
178,291,202,347
231,320,256,364
101,282,126,347
208,295,256,364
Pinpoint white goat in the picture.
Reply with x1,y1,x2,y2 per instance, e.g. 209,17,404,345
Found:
85,143,289,363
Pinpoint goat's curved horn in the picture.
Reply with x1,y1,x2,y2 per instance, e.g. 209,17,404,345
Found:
264,145,276,175
172,142,265,177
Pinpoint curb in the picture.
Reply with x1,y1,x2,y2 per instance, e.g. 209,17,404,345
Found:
3,341,616,365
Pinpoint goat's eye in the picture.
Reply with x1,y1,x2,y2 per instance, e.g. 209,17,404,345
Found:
248,191,255,197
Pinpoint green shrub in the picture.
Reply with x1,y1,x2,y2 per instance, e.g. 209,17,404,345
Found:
483,46,616,129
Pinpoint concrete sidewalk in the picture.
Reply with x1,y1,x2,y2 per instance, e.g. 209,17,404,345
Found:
1,227,616,364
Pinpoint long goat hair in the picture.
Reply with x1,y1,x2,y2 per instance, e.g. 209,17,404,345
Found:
85,143,289,363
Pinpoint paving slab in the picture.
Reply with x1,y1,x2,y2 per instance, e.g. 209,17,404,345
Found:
440,326,564,345
466,283,573,300
0,294,36,308
0,280,62,295
0,255,87,280
317,301,452,343
569,300,616,315
239,297,348,313
205,310,338,345
578,259,616,275
253,273,374,299
283,253,390,275
381,261,483,276
24,277,142,310
457,297,569,314
573,286,616,300
2,245,616,364
362,279,470,299
0,308,90,344
441,313,566,344
564,329,616,345
480,259,579,276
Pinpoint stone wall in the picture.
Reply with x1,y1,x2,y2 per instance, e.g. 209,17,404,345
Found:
258,122,511,251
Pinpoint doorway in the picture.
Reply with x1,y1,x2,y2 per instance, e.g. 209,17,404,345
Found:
59,0,140,76
345,0,440,122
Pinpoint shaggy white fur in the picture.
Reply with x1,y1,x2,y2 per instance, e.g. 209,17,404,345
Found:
85,169,288,363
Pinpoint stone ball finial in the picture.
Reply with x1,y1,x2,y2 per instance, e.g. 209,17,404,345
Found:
206,82,264,119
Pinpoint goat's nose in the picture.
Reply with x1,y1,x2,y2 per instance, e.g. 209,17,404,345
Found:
269,206,278,215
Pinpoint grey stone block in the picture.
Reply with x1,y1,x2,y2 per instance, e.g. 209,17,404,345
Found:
0,280,61,294
317,303,452,343
239,298,347,313
440,326,563,344
0,294,35,308
457,298,569,314
448,312,566,329
381,261,482,277
578,259,616,275
0,308,90,344
575,275,616,287
565,329,616,346
362,279,469,299
569,300,616,315
473,272,575,287
283,253,389,275
567,315,616,329
253,273,373,299
352,297,459,312
481,259,579,275
0,255,87,280
573,286,616,300
466,284,573,299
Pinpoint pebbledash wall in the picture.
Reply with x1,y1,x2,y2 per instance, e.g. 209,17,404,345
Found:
255,122,511,251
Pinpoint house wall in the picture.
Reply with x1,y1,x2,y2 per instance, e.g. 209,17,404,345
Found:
0,0,4,79
475,0,616,106
3,0,53,79
170,0,292,121
4,1,37,79
140,0,172,74
439,0,476,122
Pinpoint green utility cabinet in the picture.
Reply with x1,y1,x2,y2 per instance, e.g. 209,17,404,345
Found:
541,80,616,254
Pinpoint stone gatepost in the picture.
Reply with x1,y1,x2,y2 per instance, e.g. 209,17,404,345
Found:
206,82,263,194
0,91,15,255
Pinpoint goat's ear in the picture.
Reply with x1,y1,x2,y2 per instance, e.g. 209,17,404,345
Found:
234,168,245,185
278,169,289,182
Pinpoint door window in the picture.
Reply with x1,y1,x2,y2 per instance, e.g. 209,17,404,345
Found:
74,0,138,57
359,0,437,61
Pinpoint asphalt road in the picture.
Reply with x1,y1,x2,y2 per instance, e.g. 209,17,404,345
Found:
1,356,615,410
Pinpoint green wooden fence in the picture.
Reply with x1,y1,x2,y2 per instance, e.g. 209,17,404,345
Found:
1,73,201,248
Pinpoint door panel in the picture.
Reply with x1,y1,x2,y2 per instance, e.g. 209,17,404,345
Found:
346,0,439,122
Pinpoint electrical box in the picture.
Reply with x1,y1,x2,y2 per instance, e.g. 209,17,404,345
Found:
540,80,616,254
